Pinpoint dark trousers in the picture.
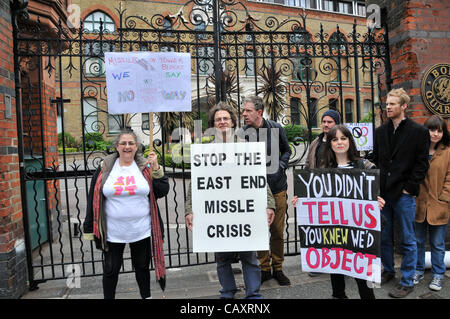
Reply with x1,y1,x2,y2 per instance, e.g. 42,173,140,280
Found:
103,237,151,299
258,190,287,271
330,274,375,299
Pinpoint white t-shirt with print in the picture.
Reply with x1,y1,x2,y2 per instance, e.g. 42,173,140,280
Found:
103,159,151,243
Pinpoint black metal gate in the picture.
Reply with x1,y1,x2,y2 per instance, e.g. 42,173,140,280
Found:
11,0,392,288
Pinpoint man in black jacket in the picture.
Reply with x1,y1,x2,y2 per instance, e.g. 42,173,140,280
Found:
239,96,292,286
373,88,430,298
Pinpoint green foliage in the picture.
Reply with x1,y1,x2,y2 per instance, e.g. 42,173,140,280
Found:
359,112,374,123
85,132,105,143
200,112,209,131
283,124,321,143
84,132,112,151
283,125,306,142
58,132,78,149
58,147,77,153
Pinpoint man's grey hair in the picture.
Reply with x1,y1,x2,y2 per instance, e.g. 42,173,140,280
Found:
242,96,264,112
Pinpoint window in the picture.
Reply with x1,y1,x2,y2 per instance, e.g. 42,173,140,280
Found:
293,54,315,82
345,99,353,122
56,101,63,133
356,2,366,16
330,57,350,83
363,99,372,117
290,98,300,125
84,42,114,77
162,17,173,37
338,1,352,14
142,113,150,130
84,11,115,33
329,32,347,53
245,50,255,76
160,45,175,53
322,0,334,11
197,46,213,76
307,0,318,9
309,98,318,128
290,0,318,8
82,98,98,133
289,28,312,46
329,98,338,110
195,21,207,40
108,114,123,134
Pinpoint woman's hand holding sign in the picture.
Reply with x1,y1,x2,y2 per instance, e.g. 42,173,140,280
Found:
185,214,193,232
147,151,160,171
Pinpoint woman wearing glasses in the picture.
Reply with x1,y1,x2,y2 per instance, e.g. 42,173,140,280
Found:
185,102,275,299
83,130,169,299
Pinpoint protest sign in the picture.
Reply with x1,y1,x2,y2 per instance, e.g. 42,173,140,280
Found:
191,142,269,253
105,51,191,114
294,168,381,283
344,123,373,151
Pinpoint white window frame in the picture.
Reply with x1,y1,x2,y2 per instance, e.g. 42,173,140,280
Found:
82,98,98,133
83,11,115,33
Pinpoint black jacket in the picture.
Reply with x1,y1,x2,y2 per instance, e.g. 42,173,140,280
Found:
241,119,291,194
373,117,430,202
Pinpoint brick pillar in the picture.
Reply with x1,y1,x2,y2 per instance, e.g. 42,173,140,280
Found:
370,0,450,250
370,0,450,123
0,0,28,299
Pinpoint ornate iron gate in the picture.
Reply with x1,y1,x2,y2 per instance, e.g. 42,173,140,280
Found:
12,0,391,288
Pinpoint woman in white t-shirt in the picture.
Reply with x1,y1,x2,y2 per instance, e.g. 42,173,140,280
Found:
83,130,169,299
293,125,385,299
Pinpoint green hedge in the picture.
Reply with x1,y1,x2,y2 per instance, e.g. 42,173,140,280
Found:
283,125,306,142
283,124,320,142
58,147,78,153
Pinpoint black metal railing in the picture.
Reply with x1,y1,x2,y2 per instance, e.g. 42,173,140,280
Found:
11,0,391,288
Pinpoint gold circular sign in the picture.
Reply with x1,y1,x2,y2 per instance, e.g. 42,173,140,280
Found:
421,64,450,118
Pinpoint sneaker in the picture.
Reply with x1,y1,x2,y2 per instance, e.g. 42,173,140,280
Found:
429,277,442,291
381,271,395,284
389,284,414,298
273,270,291,286
413,273,424,285
261,270,272,283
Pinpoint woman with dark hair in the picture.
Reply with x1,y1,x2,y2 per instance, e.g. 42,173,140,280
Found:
83,130,169,299
414,115,450,292
320,124,362,169
293,125,385,299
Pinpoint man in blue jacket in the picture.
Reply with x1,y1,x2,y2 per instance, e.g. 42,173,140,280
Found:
373,88,430,298
239,96,292,286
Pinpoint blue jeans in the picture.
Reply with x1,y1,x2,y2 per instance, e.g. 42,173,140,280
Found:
381,194,417,287
415,221,447,279
216,251,262,299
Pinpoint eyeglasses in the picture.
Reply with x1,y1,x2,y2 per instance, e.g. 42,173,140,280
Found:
118,141,136,146
214,117,231,123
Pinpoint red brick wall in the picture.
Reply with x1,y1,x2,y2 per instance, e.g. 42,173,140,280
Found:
0,0,28,299
0,1,23,258
375,0,450,125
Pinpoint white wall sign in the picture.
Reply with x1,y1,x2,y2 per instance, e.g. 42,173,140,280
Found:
105,52,191,114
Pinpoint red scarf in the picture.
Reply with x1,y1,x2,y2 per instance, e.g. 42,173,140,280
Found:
92,167,166,284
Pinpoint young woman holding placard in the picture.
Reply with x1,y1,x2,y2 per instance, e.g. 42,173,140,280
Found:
293,124,385,299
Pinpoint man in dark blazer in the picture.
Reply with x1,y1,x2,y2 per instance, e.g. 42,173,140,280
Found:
373,88,430,298
239,96,292,286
